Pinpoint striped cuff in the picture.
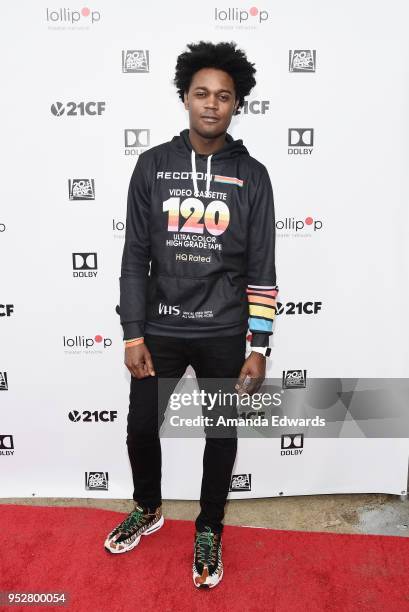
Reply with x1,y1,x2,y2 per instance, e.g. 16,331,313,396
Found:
250,332,270,348
247,284,278,334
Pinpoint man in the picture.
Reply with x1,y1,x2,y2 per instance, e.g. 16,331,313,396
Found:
104,41,279,589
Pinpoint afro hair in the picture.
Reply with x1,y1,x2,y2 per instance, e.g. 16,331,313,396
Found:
174,41,256,115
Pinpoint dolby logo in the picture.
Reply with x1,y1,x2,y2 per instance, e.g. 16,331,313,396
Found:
281,433,304,456
68,179,95,200
85,471,108,490
122,50,149,73
242,100,269,115
288,128,314,154
282,370,307,389
289,50,316,73
72,253,98,278
229,473,251,491
124,129,150,155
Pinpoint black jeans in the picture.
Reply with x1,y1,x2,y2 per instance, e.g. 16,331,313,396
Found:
126,332,246,534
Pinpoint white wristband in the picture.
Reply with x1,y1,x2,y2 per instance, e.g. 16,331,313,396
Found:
251,346,271,357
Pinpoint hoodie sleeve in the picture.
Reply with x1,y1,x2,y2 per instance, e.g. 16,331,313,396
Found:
246,165,279,349
119,153,151,340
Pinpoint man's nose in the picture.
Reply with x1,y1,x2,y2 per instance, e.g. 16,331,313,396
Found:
204,95,218,109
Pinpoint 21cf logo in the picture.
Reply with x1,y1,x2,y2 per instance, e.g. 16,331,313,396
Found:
51,101,106,116
276,301,322,315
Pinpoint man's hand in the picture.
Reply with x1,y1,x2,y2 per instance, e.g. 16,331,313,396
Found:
125,343,156,379
235,351,266,396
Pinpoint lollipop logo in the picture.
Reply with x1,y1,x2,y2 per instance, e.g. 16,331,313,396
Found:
214,7,269,23
46,7,101,25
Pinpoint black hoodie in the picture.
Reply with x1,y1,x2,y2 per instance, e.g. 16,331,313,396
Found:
119,128,278,348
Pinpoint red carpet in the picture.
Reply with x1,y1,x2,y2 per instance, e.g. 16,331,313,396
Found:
0,504,408,611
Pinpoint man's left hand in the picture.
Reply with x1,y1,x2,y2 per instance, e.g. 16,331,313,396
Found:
235,351,266,396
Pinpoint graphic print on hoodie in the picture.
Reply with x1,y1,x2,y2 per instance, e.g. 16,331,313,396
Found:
119,129,279,348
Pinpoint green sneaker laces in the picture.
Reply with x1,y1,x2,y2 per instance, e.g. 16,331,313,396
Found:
120,508,145,534
195,527,218,565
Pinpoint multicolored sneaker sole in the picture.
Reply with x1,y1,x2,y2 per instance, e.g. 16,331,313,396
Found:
104,504,164,554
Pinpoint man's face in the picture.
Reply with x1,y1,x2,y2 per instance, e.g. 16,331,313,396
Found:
184,67,239,139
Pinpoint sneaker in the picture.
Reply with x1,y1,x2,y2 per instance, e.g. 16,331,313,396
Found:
192,526,223,589
104,502,164,554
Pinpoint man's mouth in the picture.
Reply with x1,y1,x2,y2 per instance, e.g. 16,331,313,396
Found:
201,115,219,123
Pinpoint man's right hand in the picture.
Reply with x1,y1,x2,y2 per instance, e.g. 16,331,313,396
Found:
125,343,156,379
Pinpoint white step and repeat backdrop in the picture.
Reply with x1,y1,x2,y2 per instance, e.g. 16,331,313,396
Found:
1,1,409,500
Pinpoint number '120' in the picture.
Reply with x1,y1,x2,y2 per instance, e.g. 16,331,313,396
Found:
163,197,230,236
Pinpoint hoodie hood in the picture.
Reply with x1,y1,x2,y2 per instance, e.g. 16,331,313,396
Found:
170,128,249,196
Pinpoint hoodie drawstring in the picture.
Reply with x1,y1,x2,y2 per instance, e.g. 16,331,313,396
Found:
206,154,212,194
191,149,199,196
191,149,213,197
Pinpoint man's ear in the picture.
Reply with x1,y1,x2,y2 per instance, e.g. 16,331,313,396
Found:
183,92,189,110
233,99,239,114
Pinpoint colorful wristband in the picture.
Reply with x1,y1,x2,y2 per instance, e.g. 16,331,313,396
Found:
124,337,144,348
